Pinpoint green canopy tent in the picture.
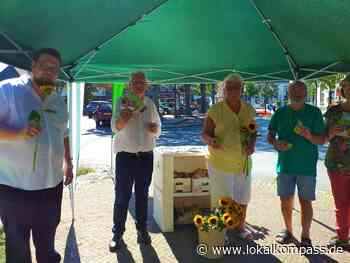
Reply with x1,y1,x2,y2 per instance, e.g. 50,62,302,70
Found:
1,0,350,83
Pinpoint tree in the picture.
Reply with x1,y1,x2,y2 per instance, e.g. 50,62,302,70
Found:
244,81,259,102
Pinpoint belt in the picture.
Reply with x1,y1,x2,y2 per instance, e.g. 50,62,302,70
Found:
120,151,153,157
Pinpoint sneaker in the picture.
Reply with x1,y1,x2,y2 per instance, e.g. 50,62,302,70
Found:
327,237,349,248
109,235,122,252
236,229,253,241
137,230,152,245
275,230,293,244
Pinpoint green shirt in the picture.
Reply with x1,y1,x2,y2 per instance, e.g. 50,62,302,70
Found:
268,104,325,176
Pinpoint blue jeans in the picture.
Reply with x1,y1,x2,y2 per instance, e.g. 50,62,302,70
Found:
112,151,153,237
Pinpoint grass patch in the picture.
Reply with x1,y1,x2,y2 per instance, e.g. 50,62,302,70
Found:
76,167,95,177
0,228,5,263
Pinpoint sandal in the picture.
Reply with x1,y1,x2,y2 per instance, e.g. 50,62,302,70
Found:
275,230,293,244
300,237,313,248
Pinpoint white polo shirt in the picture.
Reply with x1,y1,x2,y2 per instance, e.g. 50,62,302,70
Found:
111,96,161,153
0,76,68,190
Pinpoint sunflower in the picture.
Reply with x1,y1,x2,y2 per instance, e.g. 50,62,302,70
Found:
222,212,231,221
218,196,233,207
225,216,239,228
40,85,55,97
231,202,243,216
193,215,204,227
208,216,219,225
247,121,257,133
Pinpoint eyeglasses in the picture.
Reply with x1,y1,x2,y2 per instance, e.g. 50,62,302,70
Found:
130,80,148,85
36,62,60,74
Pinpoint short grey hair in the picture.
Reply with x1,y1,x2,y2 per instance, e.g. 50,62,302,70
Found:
223,73,243,86
216,73,243,101
288,80,306,90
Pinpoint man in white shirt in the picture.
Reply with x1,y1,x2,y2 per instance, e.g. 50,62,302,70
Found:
0,48,73,263
109,71,161,251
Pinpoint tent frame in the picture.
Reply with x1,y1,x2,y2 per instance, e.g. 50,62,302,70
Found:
249,0,299,80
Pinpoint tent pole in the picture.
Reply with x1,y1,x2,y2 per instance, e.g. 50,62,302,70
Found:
0,49,29,54
301,61,341,79
301,68,340,75
249,0,299,79
73,49,99,78
0,31,33,62
75,71,130,81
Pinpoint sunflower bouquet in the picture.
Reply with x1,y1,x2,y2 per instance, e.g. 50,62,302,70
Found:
240,120,258,177
193,196,243,232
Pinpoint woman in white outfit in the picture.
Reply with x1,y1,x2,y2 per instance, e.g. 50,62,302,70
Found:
202,74,256,239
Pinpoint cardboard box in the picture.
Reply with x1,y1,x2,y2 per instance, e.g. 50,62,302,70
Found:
174,178,191,193
192,177,210,193
174,196,211,209
174,196,211,224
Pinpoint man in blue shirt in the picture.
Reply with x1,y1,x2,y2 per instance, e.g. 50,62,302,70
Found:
0,48,73,263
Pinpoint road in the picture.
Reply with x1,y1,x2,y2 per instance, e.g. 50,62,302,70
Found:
79,116,331,192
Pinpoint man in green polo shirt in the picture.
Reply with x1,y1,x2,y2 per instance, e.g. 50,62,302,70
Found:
267,80,326,247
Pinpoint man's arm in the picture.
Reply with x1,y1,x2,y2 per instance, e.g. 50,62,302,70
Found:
0,126,40,141
267,130,277,146
300,129,326,145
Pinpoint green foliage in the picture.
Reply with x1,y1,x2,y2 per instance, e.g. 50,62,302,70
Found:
245,81,277,102
0,229,5,263
244,81,260,97
77,167,95,177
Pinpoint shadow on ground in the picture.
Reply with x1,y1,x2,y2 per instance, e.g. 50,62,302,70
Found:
63,222,81,263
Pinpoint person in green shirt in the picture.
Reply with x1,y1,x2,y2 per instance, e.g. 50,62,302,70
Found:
267,80,326,247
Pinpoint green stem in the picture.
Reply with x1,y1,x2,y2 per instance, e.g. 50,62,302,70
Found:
32,139,39,172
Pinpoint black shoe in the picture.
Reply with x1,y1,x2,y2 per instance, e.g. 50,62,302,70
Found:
300,237,313,248
137,230,152,245
109,235,122,252
275,230,293,244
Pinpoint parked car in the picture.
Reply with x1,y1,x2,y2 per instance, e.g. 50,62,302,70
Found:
93,103,112,129
84,100,109,118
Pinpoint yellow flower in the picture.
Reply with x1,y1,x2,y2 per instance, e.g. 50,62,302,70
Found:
39,85,55,97
208,216,219,225
225,216,239,228
218,196,233,207
247,121,257,133
232,201,243,215
193,215,204,227
222,213,231,221
225,204,234,214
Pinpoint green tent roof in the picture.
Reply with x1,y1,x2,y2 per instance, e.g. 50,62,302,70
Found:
1,0,350,83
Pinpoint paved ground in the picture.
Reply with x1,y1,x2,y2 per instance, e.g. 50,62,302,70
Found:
29,173,348,263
